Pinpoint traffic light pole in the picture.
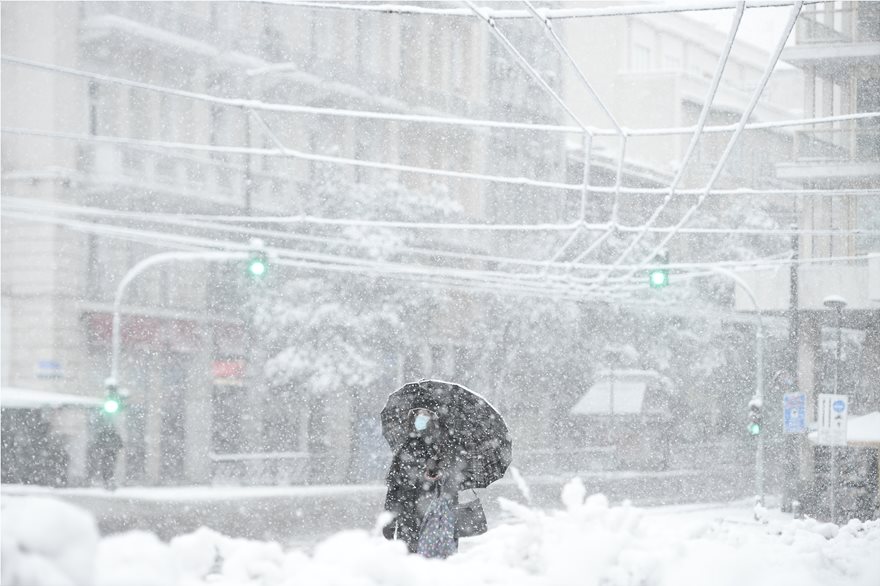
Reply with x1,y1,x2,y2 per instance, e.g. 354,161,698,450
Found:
109,250,249,385
704,266,765,505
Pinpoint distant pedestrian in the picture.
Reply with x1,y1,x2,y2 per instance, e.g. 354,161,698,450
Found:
88,421,123,490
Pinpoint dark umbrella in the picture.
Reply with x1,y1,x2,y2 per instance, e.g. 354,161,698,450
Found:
381,379,512,488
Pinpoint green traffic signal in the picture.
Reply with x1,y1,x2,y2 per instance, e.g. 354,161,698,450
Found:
246,251,269,280
748,401,762,435
248,258,267,277
103,398,120,414
649,268,669,288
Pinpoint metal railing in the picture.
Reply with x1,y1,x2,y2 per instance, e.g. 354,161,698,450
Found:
796,3,880,45
211,451,312,486
77,143,301,205
507,440,748,476
82,3,218,46
794,125,880,163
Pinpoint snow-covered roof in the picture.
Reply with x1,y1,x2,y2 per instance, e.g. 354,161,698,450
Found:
807,411,880,446
849,412,880,445
592,369,664,382
0,387,103,410
570,381,647,416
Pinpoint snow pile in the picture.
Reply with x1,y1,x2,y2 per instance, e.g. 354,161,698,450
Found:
1,496,99,586
3,484,879,586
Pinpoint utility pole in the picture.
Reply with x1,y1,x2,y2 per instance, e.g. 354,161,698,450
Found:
705,266,766,504
823,295,847,524
784,228,800,512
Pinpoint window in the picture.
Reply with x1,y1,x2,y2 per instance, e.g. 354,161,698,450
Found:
313,13,338,61
212,385,245,454
632,43,651,71
159,95,173,141
403,347,424,380
262,387,300,452
128,89,150,140
430,344,448,374
399,18,416,84
451,30,467,91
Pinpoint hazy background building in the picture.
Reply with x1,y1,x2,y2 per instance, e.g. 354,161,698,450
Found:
2,2,877,500
1,1,564,486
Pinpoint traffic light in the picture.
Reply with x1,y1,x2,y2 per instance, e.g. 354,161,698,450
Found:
103,380,123,415
648,267,669,288
648,251,669,289
246,238,269,280
748,399,763,435
103,395,120,414
247,252,268,278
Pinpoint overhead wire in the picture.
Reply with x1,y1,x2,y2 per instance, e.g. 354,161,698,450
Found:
594,1,746,287
521,0,625,265
4,56,876,139
5,193,879,240
273,1,819,20
5,199,874,277
4,0,872,306
613,0,805,283
7,127,878,200
2,208,649,302
9,206,874,322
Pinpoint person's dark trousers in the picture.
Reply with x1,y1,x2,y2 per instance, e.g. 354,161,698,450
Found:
100,454,118,490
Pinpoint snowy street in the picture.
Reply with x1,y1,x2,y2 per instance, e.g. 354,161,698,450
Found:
3,480,879,586
1,466,749,542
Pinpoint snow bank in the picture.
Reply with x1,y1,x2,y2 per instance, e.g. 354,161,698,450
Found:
3,483,879,586
1,496,99,586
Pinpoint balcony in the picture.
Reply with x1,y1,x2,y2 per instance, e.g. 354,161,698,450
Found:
78,142,303,212
82,2,218,47
797,2,880,45
785,3,880,69
777,123,880,183
795,124,880,162
734,256,880,316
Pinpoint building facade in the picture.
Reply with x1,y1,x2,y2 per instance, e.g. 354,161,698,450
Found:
559,7,804,270
1,2,564,486
734,0,880,519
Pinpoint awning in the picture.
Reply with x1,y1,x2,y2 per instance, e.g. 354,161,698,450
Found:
570,380,647,415
807,411,880,447
1,387,103,409
849,412,880,445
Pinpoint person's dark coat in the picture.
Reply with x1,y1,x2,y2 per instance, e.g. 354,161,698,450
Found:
382,423,476,553
89,424,122,488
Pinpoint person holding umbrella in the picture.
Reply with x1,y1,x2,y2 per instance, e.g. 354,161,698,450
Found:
381,380,511,557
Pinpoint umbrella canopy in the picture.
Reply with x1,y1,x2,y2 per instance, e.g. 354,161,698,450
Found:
381,379,511,489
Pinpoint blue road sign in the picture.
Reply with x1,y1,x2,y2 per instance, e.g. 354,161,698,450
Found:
832,399,845,413
783,392,806,434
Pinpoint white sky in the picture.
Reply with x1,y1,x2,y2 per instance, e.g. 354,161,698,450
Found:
680,3,798,50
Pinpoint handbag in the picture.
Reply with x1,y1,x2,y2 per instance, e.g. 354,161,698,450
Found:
418,495,457,558
454,490,487,538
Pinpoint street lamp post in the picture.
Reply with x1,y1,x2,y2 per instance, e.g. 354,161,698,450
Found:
108,250,250,385
822,294,847,523
106,247,263,483
704,266,765,506
651,265,766,502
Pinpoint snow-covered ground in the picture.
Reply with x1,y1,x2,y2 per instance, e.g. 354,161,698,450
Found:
3,479,878,586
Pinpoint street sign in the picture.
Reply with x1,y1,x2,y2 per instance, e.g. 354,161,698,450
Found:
817,393,848,446
35,359,63,379
783,392,806,433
